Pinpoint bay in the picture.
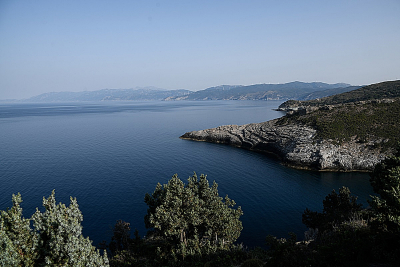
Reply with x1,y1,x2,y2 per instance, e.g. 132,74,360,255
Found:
0,101,374,248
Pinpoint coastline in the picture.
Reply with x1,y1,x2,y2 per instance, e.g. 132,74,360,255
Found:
180,119,388,172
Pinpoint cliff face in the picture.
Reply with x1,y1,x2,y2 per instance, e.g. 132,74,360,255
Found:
180,119,387,172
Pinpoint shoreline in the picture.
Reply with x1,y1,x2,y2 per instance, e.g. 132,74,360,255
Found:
180,119,388,172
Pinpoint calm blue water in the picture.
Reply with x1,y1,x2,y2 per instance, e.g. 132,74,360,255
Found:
0,101,374,248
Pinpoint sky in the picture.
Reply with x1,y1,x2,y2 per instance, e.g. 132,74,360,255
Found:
0,0,399,99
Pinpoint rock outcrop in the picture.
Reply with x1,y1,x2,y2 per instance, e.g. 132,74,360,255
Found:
180,119,387,172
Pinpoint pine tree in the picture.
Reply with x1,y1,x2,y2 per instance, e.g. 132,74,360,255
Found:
144,173,243,258
1,191,109,266
369,148,400,232
0,193,37,266
32,190,109,266
302,186,362,232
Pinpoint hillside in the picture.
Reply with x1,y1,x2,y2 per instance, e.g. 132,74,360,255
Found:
279,80,400,109
279,99,400,150
297,86,360,100
167,82,351,101
277,80,400,149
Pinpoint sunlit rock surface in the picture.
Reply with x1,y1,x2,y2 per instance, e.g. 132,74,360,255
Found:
180,119,387,172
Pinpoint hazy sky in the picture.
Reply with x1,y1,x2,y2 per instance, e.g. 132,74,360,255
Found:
1,0,399,99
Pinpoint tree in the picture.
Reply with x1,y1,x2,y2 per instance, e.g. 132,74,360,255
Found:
369,147,400,232
144,173,243,259
0,223,20,266
32,190,109,266
302,186,362,232
0,193,37,266
0,191,109,266
108,220,132,256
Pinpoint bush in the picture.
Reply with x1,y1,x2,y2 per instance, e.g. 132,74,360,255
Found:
369,147,400,232
241,258,264,267
302,186,362,233
144,173,243,262
0,191,109,266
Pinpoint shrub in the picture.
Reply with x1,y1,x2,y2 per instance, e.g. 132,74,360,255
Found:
0,191,109,266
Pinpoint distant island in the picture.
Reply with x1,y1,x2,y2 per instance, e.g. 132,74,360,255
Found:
181,80,400,172
12,82,358,102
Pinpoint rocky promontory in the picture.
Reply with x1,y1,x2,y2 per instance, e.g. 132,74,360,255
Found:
181,81,400,171
180,119,387,172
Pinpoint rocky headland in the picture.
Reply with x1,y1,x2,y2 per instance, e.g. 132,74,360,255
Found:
180,119,386,172
180,80,400,172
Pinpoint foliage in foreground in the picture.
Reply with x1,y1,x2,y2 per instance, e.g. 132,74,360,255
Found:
106,174,269,267
0,190,109,267
106,148,400,266
265,148,400,267
302,186,363,233
144,173,243,263
2,147,400,266
369,147,400,233
107,227,257,267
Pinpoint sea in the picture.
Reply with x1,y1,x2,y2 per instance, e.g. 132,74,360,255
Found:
0,100,374,248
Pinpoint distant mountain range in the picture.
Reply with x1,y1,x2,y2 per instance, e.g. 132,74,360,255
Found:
25,87,191,102
166,82,355,101
17,82,356,102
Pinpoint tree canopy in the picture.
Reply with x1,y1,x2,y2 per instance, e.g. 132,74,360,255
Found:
369,147,400,232
0,191,109,267
144,173,243,259
302,186,362,233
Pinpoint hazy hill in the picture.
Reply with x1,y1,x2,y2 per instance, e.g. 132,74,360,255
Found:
26,87,191,102
22,81,353,102
297,86,360,100
279,80,400,109
167,82,351,101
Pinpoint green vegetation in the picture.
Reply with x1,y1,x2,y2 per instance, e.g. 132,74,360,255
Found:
310,80,400,105
265,147,400,267
302,186,362,232
278,81,400,148
2,147,400,266
278,97,400,149
0,190,109,266
369,148,400,233
108,173,247,266
281,80,400,108
0,193,37,266
298,86,361,101
3,80,400,265
144,173,243,262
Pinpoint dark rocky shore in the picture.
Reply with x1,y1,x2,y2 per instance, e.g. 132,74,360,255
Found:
180,119,387,172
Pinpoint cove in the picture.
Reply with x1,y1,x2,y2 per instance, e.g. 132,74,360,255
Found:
0,101,373,247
